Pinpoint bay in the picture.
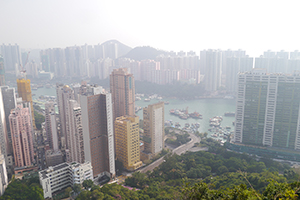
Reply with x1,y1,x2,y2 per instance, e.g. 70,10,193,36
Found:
31,87,237,136
135,98,236,135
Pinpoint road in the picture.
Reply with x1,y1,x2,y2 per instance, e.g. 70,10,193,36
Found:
138,132,201,173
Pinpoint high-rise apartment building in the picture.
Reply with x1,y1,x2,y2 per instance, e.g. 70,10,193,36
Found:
0,147,8,196
80,87,115,178
0,90,8,161
67,100,84,163
0,55,5,86
143,102,165,156
0,44,21,72
45,102,58,150
9,104,34,168
226,57,253,94
17,79,35,129
201,50,222,92
115,116,142,171
234,71,300,150
56,84,75,149
110,68,135,119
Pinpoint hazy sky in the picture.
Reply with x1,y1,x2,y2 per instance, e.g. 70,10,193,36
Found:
1,0,300,57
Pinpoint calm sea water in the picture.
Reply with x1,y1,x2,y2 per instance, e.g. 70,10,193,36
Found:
32,87,236,134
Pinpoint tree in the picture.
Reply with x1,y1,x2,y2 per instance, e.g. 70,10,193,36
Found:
82,179,94,190
65,187,72,197
34,110,45,130
0,179,43,200
73,183,82,194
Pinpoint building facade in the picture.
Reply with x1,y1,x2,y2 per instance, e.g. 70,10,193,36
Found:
110,68,135,119
56,84,75,150
39,162,93,199
45,102,58,150
9,104,34,168
1,86,17,152
0,90,8,162
16,79,35,129
0,151,8,196
201,50,222,92
81,89,115,178
234,71,300,150
115,116,142,171
67,100,84,163
0,55,5,86
143,102,165,156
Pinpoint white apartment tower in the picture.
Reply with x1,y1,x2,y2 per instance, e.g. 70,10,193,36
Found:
201,50,222,92
143,102,165,155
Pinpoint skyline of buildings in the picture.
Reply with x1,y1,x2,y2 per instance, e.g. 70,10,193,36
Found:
2,42,300,196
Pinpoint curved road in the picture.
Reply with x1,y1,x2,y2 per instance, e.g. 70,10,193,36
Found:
138,132,200,173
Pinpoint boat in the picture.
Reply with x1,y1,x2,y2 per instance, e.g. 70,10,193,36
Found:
144,98,151,102
164,101,170,105
195,123,200,128
189,111,203,119
135,106,142,113
185,123,190,128
157,96,163,100
224,112,235,117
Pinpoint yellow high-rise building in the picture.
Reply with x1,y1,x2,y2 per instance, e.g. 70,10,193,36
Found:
115,115,142,171
17,79,36,129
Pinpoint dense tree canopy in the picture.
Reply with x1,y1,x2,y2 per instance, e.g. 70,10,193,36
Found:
0,174,43,200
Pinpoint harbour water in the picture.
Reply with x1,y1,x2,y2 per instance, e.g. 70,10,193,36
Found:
135,98,236,135
32,87,236,135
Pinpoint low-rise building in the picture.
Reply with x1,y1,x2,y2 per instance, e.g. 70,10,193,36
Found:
39,162,93,199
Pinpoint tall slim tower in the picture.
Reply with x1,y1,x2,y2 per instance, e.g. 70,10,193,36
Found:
80,87,115,178
203,50,222,92
56,84,74,150
9,104,34,168
0,55,5,86
16,79,35,129
67,100,84,163
1,86,17,148
110,68,135,119
45,102,58,150
0,146,8,196
143,102,165,156
115,115,142,171
0,90,8,161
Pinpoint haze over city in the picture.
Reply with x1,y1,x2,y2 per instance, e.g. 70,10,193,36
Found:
3,0,300,199
1,0,300,56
